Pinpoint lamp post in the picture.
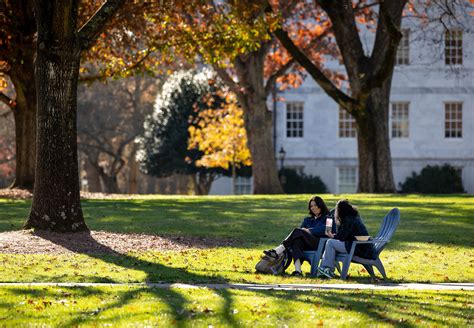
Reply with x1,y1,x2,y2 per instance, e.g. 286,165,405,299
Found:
278,146,286,169
278,147,287,188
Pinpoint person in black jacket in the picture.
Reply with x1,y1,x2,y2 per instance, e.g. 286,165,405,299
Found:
317,199,376,278
263,196,336,276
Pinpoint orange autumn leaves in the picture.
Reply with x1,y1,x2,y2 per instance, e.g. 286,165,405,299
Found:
188,93,251,171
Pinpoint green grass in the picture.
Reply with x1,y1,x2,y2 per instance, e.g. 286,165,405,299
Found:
0,286,472,327
0,194,473,283
1,194,473,326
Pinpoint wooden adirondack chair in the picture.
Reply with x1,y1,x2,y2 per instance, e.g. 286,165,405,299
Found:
304,208,401,279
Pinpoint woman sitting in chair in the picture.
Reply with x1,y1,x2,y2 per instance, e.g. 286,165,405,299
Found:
317,199,376,279
264,196,335,276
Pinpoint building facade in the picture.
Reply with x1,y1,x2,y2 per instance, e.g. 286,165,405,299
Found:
211,18,473,195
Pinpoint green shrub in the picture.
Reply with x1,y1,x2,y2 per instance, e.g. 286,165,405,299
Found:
399,164,464,193
279,168,327,194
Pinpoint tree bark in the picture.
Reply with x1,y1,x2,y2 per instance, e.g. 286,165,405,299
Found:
355,79,395,193
24,0,87,231
233,48,283,194
8,47,37,190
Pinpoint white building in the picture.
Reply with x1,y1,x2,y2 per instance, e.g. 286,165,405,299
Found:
211,19,474,194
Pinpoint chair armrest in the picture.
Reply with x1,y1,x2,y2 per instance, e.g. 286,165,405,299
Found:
353,239,388,245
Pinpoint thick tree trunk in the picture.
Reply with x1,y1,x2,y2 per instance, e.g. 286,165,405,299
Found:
355,80,395,193
235,50,283,194
9,59,37,190
243,98,282,194
24,1,87,231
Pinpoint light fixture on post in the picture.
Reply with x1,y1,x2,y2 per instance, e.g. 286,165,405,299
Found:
278,146,286,169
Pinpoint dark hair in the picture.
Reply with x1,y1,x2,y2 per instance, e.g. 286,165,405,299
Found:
335,199,359,224
308,196,330,217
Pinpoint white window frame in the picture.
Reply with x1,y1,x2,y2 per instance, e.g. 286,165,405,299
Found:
444,102,463,139
390,102,410,139
337,167,358,194
234,176,252,195
396,29,410,65
445,29,463,65
338,107,356,138
286,102,304,138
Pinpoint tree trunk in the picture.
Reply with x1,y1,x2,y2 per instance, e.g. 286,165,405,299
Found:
9,58,37,190
355,79,395,193
128,154,138,194
98,166,121,194
84,155,102,192
236,50,283,194
243,97,282,194
191,172,215,195
24,1,87,232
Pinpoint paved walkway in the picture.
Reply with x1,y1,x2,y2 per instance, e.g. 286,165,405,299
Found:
0,282,472,291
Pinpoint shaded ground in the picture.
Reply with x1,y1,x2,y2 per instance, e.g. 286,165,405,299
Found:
0,230,236,255
0,188,159,200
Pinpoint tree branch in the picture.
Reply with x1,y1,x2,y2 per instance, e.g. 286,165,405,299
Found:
77,0,126,51
264,57,295,97
367,0,406,91
0,91,15,110
212,64,246,101
273,27,356,109
79,48,153,82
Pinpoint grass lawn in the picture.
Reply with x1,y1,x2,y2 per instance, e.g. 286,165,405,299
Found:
0,286,472,327
1,194,473,326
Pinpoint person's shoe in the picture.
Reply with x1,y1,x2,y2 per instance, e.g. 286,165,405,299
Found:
317,267,335,279
290,270,303,277
263,249,278,258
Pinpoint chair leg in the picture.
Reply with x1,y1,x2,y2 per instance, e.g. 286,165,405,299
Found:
335,261,341,274
374,258,387,279
310,254,318,276
363,264,375,278
340,259,351,280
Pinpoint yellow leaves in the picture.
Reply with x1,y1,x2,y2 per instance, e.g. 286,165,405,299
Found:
188,94,251,170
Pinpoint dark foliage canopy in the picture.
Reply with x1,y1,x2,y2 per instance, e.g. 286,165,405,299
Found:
399,164,464,194
279,168,327,194
136,69,224,178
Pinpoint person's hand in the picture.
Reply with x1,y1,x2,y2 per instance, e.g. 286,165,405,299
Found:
325,231,335,238
302,228,310,233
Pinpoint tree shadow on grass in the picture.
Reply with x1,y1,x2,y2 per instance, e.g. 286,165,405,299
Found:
30,230,239,328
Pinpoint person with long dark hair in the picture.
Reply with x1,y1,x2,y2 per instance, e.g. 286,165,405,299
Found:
264,196,336,276
317,199,376,279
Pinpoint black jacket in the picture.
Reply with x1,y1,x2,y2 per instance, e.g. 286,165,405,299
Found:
335,216,376,260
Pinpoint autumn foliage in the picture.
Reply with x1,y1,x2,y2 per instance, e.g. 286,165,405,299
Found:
188,93,251,172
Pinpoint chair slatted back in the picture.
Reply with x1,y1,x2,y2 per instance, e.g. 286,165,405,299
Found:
373,208,400,255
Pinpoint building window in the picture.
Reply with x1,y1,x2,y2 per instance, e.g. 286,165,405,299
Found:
391,102,409,138
337,167,357,194
286,102,304,138
445,29,463,65
445,102,462,138
396,29,410,65
234,176,252,195
339,108,356,138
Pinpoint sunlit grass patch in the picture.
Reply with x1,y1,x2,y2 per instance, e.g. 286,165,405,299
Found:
0,286,472,327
